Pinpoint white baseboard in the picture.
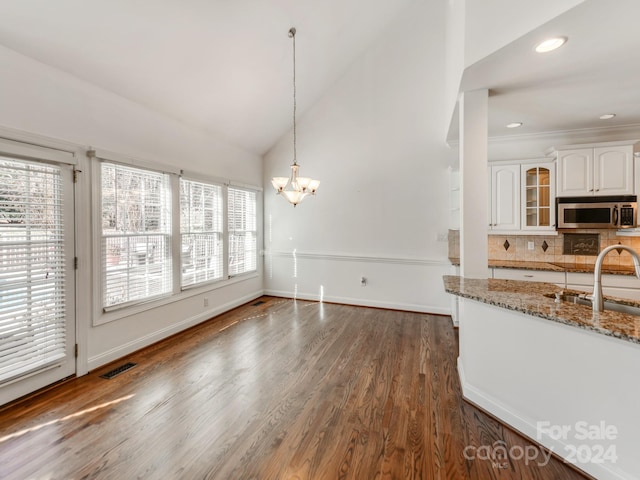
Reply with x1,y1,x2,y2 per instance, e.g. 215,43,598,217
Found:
87,290,264,371
457,360,631,480
264,289,450,315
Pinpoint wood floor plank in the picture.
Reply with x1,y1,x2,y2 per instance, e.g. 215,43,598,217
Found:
0,297,591,480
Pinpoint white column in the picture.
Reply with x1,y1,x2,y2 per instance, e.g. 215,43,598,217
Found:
459,89,489,278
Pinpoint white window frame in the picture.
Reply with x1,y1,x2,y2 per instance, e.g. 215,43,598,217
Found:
0,137,77,405
179,176,225,290
92,150,181,324
92,151,262,326
227,186,258,277
99,161,174,311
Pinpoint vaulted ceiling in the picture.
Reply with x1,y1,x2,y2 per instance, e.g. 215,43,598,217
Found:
3,1,640,157
0,0,414,155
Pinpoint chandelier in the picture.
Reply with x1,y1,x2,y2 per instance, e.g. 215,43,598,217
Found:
271,27,320,206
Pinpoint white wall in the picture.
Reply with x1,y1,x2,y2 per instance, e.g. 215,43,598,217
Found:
263,0,452,314
0,44,264,373
445,0,466,134
0,45,260,183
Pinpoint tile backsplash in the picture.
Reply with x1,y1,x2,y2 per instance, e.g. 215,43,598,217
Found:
448,229,640,267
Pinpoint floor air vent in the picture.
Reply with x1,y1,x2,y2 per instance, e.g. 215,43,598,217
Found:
252,300,266,306
100,362,137,379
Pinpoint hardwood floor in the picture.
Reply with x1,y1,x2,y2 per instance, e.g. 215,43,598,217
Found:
0,297,589,480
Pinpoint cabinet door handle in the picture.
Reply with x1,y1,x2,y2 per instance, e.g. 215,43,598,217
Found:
524,274,534,278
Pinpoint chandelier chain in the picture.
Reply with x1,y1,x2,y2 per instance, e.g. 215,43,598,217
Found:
292,29,297,165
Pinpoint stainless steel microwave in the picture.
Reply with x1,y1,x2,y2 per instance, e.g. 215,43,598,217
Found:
556,196,637,229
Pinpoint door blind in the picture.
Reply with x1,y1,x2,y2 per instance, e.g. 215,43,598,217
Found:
0,157,67,384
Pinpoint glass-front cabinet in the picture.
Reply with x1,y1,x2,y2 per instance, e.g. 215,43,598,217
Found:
522,163,555,230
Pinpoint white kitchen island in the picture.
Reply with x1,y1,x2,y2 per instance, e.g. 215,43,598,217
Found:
444,276,640,480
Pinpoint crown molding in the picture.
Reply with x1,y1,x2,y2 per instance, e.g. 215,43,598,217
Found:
446,123,640,149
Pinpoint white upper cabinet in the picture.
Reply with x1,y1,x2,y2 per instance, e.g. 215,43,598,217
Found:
489,164,520,231
557,149,593,197
594,146,634,195
555,143,634,197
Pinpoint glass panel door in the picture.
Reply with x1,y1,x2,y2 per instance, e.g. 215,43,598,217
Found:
525,167,551,227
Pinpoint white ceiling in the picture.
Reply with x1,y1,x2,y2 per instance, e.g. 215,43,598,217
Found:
3,1,639,156
449,0,640,143
0,0,414,155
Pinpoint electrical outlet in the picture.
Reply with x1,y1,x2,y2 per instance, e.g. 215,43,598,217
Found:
204,297,209,307
528,241,534,250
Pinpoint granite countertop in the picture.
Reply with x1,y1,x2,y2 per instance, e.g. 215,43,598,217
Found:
448,258,637,276
488,259,565,271
549,261,637,275
443,275,640,344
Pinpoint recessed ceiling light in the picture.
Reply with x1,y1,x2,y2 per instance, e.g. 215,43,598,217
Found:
599,113,616,120
535,37,567,53
506,122,523,129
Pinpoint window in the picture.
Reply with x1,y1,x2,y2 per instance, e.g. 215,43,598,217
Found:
98,158,259,314
0,157,67,383
228,187,257,275
101,163,172,308
180,178,223,287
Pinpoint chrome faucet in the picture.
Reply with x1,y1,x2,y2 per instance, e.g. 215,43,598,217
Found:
593,245,640,312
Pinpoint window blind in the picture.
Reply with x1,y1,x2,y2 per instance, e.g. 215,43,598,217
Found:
0,157,67,384
101,163,172,308
180,179,223,287
228,187,257,276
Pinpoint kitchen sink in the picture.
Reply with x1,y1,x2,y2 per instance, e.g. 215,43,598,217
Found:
544,292,640,316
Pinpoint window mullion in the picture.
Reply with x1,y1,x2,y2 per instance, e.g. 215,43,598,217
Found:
171,174,181,295
223,184,230,280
